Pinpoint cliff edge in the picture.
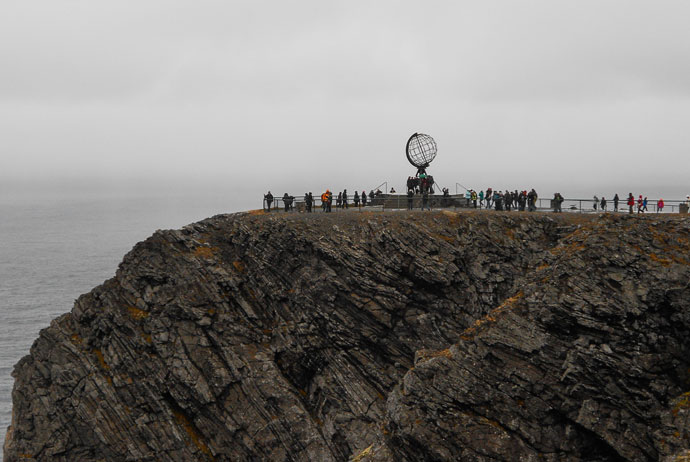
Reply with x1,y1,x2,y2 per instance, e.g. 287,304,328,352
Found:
4,211,690,461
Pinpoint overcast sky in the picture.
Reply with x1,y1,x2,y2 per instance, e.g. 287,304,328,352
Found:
2,0,689,200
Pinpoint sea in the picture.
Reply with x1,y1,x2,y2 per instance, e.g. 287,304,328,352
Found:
0,188,253,460
1,186,687,459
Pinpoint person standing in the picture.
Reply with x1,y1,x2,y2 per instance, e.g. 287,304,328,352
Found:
593,195,598,211
478,189,484,208
627,193,635,214
553,193,563,212
494,191,503,211
637,195,644,214
407,189,414,210
657,198,664,213
321,190,330,212
336,192,342,209
601,197,607,212
471,189,477,208
353,190,360,208
282,193,290,212
643,196,648,212
527,189,537,212
613,193,619,212
264,191,274,211
305,192,312,213
422,190,430,210
362,190,368,207
342,189,349,209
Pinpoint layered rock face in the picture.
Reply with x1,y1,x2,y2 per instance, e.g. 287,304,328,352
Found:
4,212,690,461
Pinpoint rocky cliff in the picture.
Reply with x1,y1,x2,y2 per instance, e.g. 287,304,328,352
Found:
4,211,690,462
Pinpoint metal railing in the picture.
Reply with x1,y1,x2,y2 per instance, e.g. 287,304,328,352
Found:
537,198,688,214
262,194,690,214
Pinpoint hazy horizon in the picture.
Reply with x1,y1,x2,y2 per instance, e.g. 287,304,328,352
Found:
2,1,689,204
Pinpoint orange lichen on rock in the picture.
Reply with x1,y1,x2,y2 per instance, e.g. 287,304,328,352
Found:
649,253,673,267
172,409,215,460
193,246,218,259
92,349,110,371
461,291,524,340
126,305,149,321
416,348,453,364
672,392,690,416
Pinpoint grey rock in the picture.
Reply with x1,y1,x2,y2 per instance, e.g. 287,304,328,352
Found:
4,212,689,461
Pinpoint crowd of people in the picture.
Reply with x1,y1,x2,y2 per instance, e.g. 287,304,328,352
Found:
462,188,541,212
264,190,690,214
264,189,384,212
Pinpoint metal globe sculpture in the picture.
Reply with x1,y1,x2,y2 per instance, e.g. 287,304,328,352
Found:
406,133,437,169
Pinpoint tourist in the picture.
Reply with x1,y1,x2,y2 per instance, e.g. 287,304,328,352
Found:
321,191,328,212
657,198,664,213
593,195,598,211
264,191,273,211
282,193,290,212
643,196,648,212
478,189,484,208
601,197,607,212
527,189,538,212
362,190,368,207
422,190,430,210
305,192,312,213
637,195,644,214
613,193,619,212
553,193,563,212
471,189,477,208
486,188,493,209
627,193,635,214
407,189,414,210
321,190,332,212
337,192,342,209
494,191,503,211
343,189,348,209
353,191,360,208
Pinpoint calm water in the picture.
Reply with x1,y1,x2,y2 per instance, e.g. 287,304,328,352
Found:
0,191,251,460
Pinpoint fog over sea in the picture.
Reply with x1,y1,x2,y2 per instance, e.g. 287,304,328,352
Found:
1,181,686,459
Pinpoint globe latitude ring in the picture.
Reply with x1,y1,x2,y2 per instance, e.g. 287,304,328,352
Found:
406,133,437,168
